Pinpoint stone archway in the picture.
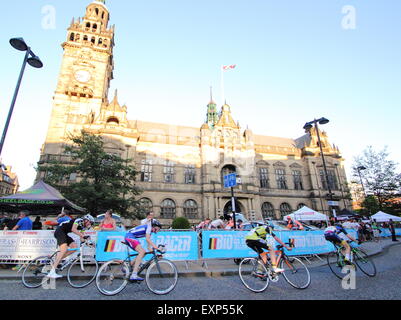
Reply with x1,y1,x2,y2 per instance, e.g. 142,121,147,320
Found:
223,199,245,218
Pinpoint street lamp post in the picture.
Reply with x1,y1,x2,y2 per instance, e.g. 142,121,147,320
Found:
0,38,43,157
303,117,336,217
356,165,367,197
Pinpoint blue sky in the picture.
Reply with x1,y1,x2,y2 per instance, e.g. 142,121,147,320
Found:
0,0,400,190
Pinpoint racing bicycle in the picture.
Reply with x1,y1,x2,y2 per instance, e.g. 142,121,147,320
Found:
238,241,311,293
95,243,178,296
326,242,376,279
21,238,98,289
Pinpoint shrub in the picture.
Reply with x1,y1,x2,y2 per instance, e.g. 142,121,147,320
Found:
171,217,191,230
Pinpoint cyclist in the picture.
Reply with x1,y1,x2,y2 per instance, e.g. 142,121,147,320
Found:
48,214,95,279
245,223,292,273
324,219,359,264
124,219,162,281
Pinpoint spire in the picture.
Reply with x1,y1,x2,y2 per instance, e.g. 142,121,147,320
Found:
206,87,218,129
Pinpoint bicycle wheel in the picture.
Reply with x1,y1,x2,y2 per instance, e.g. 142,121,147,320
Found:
22,256,53,289
145,259,178,295
67,255,99,288
238,258,269,293
280,256,311,289
96,260,129,296
354,249,376,277
327,251,347,279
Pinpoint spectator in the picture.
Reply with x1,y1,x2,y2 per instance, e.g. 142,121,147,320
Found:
236,219,244,230
99,209,117,231
196,218,211,231
12,211,32,231
209,216,226,229
57,209,72,225
141,211,154,225
389,219,398,242
286,216,304,230
3,214,18,230
0,213,6,230
32,216,43,230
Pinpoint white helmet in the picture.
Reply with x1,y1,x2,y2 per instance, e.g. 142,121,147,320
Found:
83,214,95,224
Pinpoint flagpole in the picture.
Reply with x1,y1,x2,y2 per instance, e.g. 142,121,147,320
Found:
221,65,225,107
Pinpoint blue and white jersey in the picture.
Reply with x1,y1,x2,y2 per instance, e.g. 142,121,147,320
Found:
127,222,152,239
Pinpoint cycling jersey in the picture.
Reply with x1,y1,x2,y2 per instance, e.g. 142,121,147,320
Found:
125,222,152,250
127,222,152,239
57,218,86,234
324,225,348,236
245,226,276,241
324,225,348,243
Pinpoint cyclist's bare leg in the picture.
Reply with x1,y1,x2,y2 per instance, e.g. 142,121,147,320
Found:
132,244,146,275
341,241,352,261
268,247,278,267
52,243,69,270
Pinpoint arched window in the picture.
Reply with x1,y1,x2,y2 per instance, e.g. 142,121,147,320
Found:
160,199,176,219
93,24,98,31
261,202,275,220
86,22,91,30
139,198,153,216
98,38,103,45
95,8,99,15
279,203,292,217
70,33,75,41
183,200,198,219
297,203,307,210
91,37,96,44
83,35,88,42
221,164,236,185
107,117,119,125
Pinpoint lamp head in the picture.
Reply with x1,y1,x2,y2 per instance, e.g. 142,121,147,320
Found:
27,56,43,68
10,38,28,51
303,122,313,130
318,117,329,125
357,166,367,171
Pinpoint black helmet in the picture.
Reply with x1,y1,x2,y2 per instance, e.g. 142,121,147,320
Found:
151,219,162,228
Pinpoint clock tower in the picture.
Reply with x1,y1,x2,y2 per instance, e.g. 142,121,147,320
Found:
41,0,115,157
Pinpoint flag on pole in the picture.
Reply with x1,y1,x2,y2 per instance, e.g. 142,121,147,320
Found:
222,65,236,70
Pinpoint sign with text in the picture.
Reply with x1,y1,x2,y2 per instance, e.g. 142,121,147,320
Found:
0,231,96,261
95,231,199,262
224,173,237,188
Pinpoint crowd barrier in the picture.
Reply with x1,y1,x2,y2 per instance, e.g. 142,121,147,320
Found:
0,228,399,263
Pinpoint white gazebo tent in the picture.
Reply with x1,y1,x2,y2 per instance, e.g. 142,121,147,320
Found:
283,206,328,222
370,211,401,223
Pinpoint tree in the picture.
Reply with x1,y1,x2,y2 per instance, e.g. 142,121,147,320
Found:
37,131,142,218
352,146,401,214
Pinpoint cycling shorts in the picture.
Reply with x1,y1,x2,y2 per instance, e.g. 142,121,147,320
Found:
125,233,141,250
324,233,347,246
246,239,273,255
54,228,74,246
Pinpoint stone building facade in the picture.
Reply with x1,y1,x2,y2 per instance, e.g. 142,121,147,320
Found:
37,0,352,224
0,165,19,197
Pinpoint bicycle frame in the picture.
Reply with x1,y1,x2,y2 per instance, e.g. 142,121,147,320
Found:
121,242,164,276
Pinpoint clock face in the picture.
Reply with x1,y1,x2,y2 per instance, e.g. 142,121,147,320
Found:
74,70,91,83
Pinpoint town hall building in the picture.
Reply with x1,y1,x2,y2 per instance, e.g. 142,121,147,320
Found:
37,0,352,224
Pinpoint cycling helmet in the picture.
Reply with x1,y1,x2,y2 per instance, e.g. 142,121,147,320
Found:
151,219,162,228
82,214,95,224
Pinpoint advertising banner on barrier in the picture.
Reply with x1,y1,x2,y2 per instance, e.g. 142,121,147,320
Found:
201,229,359,259
201,231,257,259
378,228,401,237
0,231,97,262
95,231,199,262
